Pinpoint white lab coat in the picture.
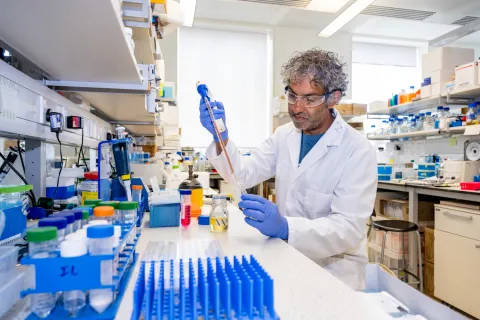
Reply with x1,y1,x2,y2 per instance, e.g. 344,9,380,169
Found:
206,112,378,289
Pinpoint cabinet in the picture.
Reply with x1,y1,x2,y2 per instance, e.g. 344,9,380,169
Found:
434,205,480,319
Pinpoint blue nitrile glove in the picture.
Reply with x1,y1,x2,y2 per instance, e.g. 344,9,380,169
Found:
199,99,228,142
239,194,289,240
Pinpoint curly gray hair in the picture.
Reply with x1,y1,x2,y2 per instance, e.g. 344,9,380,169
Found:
281,48,348,99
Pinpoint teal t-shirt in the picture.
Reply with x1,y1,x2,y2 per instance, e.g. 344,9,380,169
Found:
299,132,325,164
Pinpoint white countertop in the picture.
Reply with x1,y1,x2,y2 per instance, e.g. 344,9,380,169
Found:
116,205,389,320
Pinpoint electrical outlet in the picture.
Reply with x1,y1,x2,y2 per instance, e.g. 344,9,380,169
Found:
45,109,63,133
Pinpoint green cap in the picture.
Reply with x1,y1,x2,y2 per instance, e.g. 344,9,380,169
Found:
99,201,118,209
172,165,179,169
81,204,95,208
82,210,89,220
0,185,33,194
84,199,102,206
27,227,57,243
118,201,138,210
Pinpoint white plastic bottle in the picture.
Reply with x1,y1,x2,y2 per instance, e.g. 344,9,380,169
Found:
87,225,114,314
61,240,87,315
27,227,58,318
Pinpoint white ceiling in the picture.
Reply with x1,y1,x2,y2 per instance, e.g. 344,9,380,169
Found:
194,0,480,45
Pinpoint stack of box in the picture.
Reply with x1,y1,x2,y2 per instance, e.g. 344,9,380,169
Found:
455,61,480,91
421,47,474,97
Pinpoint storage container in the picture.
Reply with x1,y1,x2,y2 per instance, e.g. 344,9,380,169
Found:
0,270,26,318
377,165,393,175
46,183,75,200
77,172,99,205
418,164,436,171
418,170,436,179
0,246,18,283
378,174,392,181
0,185,32,242
149,189,180,228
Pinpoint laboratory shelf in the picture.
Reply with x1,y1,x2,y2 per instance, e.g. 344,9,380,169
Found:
367,129,440,141
0,0,142,85
447,86,480,99
132,26,156,65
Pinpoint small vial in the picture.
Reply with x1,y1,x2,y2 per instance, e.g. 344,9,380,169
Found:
98,201,119,223
27,227,58,318
87,225,114,314
71,210,83,232
61,239,87,315
118,201,138,224
81,210,89,227
54,211,75,235
38,217,67,242
180,190,192,228
113,225,122,276
93,206,115,224
131,185,142,206
210,195,229,232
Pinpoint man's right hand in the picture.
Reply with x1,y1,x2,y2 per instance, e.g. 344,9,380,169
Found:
199,99,228,142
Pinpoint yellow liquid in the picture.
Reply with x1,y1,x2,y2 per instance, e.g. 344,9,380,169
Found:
191,188,203,207
210,217,228,232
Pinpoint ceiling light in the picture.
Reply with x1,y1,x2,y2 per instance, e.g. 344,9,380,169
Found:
180,0,197,27
318,0,375,38
306,0,350,13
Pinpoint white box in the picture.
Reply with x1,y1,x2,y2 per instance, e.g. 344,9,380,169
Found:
445,80,455,93
431,69,454,84
431,83,441,96
455,61,478,90
421,85,431,99
422,47,474,79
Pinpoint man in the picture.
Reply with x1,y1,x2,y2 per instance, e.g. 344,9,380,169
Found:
199,48,377,289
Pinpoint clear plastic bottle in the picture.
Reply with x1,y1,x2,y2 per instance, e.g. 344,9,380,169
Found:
409,119,418,132
417,113,425,131
210,195,229,233
391,118,399,134
61,239,87,316
118,201,138,224
439,106,450,129
385,119,393,135
380,120,388,135
87,225,114,314
408,114,414,126
38,217,67,242
54,211,75,235
164,162,172,175
180,190,192,228
93,206,115,224
434,106,444,129
77,172,99,205
400,117,409,133
467,103,477,125
71,210,83,232
27,227,58,318
424,112,434,130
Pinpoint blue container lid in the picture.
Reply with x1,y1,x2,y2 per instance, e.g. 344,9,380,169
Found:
469,103,477,108
437,106,444,110
71,209,83,220
426,112,432,115
444,107,450,111
419,113,425,116
87,225,114,239
75,206,93,216
198,215,209,225
179,189,192,195
38,217,67,230
54,211,75,224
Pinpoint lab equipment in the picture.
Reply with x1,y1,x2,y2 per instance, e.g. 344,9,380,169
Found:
38,217,67,242
27,227,58,318
83,199,102,207
93,206,115,224
54,211,75,235
77,172,98,205
87,225,114,314
197,82,248,195
443,160,480,182
71,209,83,232
178,164,203,207
149,189,180,228
132,185,142,205
99,201,119,222
0,184,32,243
210,195,229,233
377,165,393,175
423,112,434,130
118,201,137,224
60,239,87,315
180,189,192,228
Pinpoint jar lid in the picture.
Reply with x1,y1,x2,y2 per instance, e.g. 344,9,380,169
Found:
84,199,102,206
179,189,192,195
87,225,114,239
198,215,209,225
0,184,33,194
94,206,115,217
71,209,83,221
60,239,87,257
82,211,89,220
65,229,87,241
99,201,118,209
27,227,57,242
132,185,143,191
75,206,93,216
38,217,67,230
118,201,138,210
84,171,98,180
54,211,75,224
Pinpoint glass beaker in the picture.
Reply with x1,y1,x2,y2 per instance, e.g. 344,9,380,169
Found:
210,195,229,232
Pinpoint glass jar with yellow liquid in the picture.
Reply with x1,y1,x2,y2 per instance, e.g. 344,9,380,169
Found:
210,195,228,232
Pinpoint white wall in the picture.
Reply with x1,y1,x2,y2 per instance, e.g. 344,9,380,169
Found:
273,27,352,97
160,29,178,82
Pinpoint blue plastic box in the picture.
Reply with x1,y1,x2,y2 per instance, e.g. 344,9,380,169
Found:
378,165,393,175
149,190,180,228
418,170,436,179
46,185,75,200
378,174,392,181
418,164,436,171
0,185,32,242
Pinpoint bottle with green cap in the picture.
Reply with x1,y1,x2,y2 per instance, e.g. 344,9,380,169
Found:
83,199,102,207
27,227,58,318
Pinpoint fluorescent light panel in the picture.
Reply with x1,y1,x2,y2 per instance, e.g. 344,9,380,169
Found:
180,0,197,27
306,0,350,13
318,0,375,38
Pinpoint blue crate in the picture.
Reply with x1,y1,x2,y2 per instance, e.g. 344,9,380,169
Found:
378,174,392,181
418,164,436,171
1,205,26,241
418,170,436,178
132,255,279,320
150,203,180,228
46,185,75,200
377,165,393,175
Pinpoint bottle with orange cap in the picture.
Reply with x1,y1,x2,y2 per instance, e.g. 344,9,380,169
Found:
93,206,115,224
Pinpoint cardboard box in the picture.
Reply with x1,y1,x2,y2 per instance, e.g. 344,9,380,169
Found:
424,227,434,264
422,47,474,79
431,69,454,84
455,61,478,90
336,103,353,115
421,85,431,99
431,83,441,97
424,261,435,298
352,103,367,115
380,199,435,221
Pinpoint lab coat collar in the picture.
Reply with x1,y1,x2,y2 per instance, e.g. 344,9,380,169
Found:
287,109,346,177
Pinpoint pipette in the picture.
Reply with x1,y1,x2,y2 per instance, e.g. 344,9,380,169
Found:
196,82,247,196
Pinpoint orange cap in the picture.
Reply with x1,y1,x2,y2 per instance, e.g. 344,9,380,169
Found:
94,206,114,217
132,185,143,191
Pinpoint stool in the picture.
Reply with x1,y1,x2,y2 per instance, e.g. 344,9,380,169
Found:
373,220,424,292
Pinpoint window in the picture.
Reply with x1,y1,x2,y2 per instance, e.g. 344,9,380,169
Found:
177,26,271,148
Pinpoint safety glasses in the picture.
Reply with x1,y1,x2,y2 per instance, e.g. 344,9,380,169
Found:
284,87,341,108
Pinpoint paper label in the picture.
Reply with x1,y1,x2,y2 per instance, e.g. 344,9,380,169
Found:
81,191,98,205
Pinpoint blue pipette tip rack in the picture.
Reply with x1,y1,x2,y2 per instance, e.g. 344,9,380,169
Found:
132,255,279,320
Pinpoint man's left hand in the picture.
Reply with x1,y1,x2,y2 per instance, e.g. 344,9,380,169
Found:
239,194,289,240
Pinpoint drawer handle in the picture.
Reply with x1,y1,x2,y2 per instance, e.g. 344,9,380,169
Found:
476,244,480,249
443,212,473,220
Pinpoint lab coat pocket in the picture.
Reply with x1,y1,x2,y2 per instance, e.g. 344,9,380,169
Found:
301,190,332,219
